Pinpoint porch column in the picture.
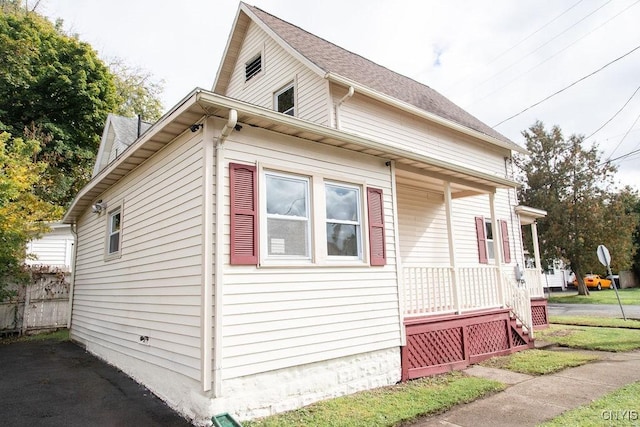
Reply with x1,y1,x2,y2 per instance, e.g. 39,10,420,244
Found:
489,192,505,307
531,220,542,273
444,182,461,314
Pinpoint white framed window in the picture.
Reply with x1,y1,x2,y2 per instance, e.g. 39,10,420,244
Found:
105,205,123,259
274,83,295,116
325,182,362,259
265,171,311,259
245,53,262,82
485,219,495,260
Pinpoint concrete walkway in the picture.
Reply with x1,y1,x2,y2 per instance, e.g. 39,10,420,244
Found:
409,346,640,426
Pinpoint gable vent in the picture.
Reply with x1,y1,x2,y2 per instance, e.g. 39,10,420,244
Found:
245,54,262,82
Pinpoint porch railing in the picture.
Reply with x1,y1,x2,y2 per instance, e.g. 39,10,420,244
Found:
503,274,533,338
403,266,501,316
523,268,545,298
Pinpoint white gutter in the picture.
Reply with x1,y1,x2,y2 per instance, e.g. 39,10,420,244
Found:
213,109,237,397
195,92,520,189
201,119,214,392
335,86,354,129
66,223,78,329
324,72,528,155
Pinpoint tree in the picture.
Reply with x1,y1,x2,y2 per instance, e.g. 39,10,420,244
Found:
0,8,118,206
516,121,637,295
109,58,164,122
0,131,62,300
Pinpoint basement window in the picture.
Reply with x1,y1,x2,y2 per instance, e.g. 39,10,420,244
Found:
245,54,262,82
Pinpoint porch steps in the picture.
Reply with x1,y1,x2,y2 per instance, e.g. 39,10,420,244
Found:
509,314,534,350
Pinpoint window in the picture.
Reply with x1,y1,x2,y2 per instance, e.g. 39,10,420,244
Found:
275,83,295,116
245,54,262,81
475,217,511,264
325,183,361,258
485,220,495,260
228,163,386,267
107,207,122,256
265,172,310,258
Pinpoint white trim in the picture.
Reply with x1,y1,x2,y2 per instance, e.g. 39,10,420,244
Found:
104,201,123,261
274,81,295,116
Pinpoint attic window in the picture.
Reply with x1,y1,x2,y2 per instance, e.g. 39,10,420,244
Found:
275,83,295,116
245,54,262,81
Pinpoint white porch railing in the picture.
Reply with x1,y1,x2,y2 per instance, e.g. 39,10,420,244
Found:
503,274,533,338
523,268,545,298
403,266,501,316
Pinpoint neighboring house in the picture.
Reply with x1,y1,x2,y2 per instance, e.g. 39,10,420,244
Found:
92,113,152,177
25,222,74,272
62,3,548,424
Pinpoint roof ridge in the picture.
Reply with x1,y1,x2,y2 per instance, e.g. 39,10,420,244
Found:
247,4,437,90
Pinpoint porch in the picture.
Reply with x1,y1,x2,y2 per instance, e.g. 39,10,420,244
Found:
394,166,548,378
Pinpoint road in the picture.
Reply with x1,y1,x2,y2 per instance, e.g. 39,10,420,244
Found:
548,302,640,319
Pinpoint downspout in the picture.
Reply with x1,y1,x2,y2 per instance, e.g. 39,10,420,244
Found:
67,223,78,330
212,109,237,397
335,86,354,129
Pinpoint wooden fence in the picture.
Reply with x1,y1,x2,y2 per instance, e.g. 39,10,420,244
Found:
0,269,70,336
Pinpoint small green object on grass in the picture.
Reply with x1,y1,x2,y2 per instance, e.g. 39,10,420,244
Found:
212,412,242,427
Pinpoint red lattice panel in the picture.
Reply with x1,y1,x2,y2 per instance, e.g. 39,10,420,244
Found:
511,327,527,346
531,305,548,326
406,327,464,368
467,320,509,356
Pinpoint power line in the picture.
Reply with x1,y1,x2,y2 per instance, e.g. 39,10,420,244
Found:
445,0,586,91
467,0,640,109
465,0,613,96
585,84,640,142
493,43,640,128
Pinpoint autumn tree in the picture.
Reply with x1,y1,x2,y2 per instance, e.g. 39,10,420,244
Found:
516,121,637,295
0,132,62,299
109,58,164,122
0,8,118,206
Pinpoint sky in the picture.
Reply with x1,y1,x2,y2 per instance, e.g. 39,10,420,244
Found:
40,0,640,189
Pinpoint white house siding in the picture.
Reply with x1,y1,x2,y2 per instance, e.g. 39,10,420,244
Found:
451,189,524,269
71,131,206,390
396,185,449,266
224,21,330,126
333,85,510,176
219,125,402,385
26,224,74,271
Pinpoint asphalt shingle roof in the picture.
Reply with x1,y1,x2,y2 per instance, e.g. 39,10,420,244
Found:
245,3,515,146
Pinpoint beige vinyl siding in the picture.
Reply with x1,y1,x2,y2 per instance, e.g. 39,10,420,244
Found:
451,190,522,267
396,185,449,266
219,126,400,380
333,86,510,176
396,182,522,269
225,21,330,126
71,131,206,381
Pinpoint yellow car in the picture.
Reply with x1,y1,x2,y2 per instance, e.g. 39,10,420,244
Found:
573,274,612,290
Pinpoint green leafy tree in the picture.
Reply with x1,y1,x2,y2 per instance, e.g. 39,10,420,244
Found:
109,58,164,122
0,8,118,206
0,131,62,300
516,121,637,295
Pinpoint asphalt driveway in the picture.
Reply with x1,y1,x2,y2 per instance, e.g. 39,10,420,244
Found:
0,338,192,426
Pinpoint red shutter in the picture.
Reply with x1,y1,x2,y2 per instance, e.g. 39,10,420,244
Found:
500,219,511,264
475,216,488,264
367,187,386,266
230,163,258,265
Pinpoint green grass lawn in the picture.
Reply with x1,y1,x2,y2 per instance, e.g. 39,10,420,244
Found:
548,287,640,305
541,381,640,427
0,328,69,344
480,349,598,375
536,324,640,352
550,315,640,329
244,372,504,427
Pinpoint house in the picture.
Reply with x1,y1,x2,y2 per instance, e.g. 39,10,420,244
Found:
62,3,548,424
25,222,74,272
